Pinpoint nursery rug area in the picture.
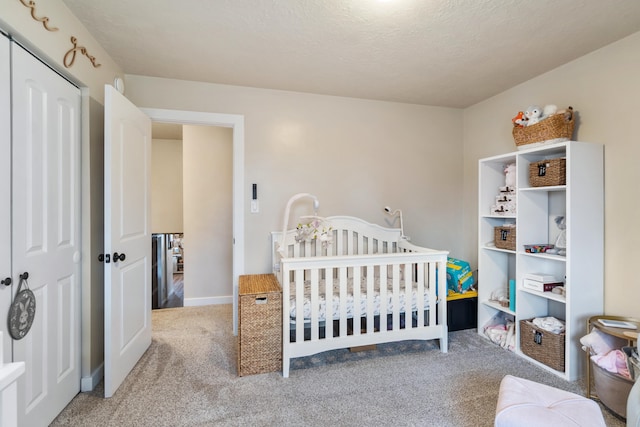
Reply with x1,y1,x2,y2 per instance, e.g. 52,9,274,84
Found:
51,305,625,427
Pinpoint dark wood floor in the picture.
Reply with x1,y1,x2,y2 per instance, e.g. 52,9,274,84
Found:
162,274,184,309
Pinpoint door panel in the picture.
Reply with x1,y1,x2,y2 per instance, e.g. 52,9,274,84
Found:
12,43,81,427
122,260,147,342
56,99,76,247
57,275,74,377
104,85,152,398
21,80,47,254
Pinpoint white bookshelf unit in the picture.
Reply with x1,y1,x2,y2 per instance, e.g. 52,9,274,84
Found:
478,141,603,381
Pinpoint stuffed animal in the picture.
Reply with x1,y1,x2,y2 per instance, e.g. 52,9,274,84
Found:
512,111,527,127
555,106,573,121
524,106,544,126
504,163,516,189
554,216,567,256
543,104,558,117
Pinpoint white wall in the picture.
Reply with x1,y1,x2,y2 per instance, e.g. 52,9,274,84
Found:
125,76,466,276
463,31,640,317
151,139,184,233
182,125,233,303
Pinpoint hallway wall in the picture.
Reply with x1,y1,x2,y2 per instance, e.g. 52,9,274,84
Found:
183,125,233,303
151,138,184,233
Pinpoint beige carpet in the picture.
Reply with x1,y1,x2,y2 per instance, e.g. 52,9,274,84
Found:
51,305,625,426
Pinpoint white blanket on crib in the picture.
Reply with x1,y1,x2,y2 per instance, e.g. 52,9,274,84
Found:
288,278,431,321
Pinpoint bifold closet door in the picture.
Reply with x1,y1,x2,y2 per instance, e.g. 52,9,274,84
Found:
11,42,81,427
0,35,11,365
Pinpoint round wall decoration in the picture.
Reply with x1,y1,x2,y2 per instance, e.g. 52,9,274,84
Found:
8,275,36,340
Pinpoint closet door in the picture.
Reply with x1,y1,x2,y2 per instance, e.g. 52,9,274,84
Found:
11,43,81,427
0,34,10,364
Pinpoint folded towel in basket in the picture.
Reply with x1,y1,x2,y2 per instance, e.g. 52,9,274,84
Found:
532,316,565,334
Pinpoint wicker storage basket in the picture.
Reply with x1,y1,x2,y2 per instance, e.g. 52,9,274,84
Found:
520,319,565,372
529,158,566,187
238,274,282,376
494,225,516,251
513,107,574,149
591,360,634,418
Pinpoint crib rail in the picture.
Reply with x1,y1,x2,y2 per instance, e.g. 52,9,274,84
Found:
280,250,448,377
272,216,449,377
273,216,404,264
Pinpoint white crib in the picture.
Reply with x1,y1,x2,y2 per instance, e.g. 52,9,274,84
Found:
272,215,449,377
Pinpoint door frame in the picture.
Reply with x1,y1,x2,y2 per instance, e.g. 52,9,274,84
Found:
142,109,245,335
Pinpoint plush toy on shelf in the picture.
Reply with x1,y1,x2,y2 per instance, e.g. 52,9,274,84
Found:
516,104,566,127
512,111,527,127
524,106,544,126
543,104,558,117
504,163,516,189
559,106,573,120
554,215,567,256
491,163,517,215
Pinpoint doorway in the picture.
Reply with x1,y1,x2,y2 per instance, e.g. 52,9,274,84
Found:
150,122,185,309
142,108,245,335
150,122,234,311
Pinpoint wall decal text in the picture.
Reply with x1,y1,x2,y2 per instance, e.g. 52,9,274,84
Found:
64,37,101,69
19,0,59,31
17,0,102,69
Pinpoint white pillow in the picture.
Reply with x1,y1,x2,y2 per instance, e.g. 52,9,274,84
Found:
580,328,622,355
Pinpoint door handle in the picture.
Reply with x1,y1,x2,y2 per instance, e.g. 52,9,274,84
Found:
113,252,126,262
1,277,11,286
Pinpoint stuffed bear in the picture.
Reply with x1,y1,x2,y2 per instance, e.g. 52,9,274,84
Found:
524,106,544,126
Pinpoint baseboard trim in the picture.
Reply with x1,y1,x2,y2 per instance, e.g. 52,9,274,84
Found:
81,363,103,392
184,296,232,306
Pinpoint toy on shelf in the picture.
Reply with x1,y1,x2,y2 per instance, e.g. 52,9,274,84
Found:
554,216,567,256
511,105,575,149
524,106,545,126
491,163,517,216
512,111,527,127
504,163,516,189
513,104,573,127
522,104,561,126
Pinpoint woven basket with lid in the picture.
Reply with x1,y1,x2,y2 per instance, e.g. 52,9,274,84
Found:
529,158,566,187
520,319,565,372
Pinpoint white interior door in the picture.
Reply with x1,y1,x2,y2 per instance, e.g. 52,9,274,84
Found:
0,34,11,365
11,42,82,427
104,85,152,398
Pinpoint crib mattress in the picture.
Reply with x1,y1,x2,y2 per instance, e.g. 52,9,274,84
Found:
288,278,431,322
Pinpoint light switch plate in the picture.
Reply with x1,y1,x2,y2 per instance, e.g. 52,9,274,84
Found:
250,200,259,213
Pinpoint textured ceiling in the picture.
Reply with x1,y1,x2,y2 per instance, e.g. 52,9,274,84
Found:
62,0,640,108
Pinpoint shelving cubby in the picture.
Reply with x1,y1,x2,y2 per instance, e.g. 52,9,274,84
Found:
478,141,603,381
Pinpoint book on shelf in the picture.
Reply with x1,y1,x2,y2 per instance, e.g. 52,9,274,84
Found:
522,279,563,293
523,273,559,283
597,319,637,329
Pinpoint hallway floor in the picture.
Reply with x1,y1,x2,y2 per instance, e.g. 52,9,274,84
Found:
162,274,184,309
